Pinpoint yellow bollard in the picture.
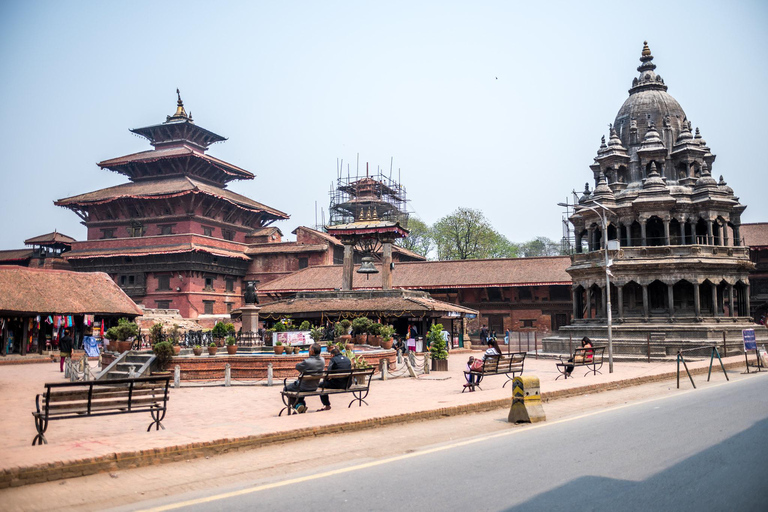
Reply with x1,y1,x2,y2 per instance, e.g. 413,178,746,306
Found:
508,375,546,424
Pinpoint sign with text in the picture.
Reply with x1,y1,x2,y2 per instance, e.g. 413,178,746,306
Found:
743,329,757,351
275,331,311,346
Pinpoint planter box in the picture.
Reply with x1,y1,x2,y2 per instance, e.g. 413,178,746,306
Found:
431,359,448,372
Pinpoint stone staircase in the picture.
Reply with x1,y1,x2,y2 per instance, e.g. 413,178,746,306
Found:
97,351,155,380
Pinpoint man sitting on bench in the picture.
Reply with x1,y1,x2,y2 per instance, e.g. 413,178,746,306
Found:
283,343,324,414
316,346,351,412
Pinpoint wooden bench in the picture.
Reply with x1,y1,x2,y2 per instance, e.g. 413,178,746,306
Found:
556,346,605,379
279,367,376,416
32,376,171,445
462,352,526,392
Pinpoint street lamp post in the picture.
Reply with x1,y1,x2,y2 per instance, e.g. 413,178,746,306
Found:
560,199,614,373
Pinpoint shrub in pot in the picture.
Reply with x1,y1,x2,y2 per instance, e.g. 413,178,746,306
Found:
380,325,396,350
226,335,237,355
193,344,202,356
208,341,217,356
152,341,174,371
351,317,372,344
428,323,448,371
274,340,285,355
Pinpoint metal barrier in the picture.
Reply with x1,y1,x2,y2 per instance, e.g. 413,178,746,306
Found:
676,345,728,389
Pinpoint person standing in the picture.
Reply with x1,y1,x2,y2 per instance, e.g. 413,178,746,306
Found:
59,328,73,373
479,324,489,344
316,346,351,411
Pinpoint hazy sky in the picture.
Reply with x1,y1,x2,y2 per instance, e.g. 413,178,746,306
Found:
1,1,766,250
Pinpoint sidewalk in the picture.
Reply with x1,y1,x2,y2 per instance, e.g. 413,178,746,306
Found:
0,350,745,488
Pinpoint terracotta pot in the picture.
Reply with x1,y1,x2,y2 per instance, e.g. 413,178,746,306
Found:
346,343,354,352
368,335,381,347
226,345,238,355
173,345,181,355
355,334,368,345
274,345,285,355
208,346,217,356
294,346,301,354
193,347,202,356
380,339,394,350
117,340,133,353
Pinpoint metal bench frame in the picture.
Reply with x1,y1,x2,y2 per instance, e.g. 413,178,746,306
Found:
279,367,376,416
556,346,605,379
462,352,526,392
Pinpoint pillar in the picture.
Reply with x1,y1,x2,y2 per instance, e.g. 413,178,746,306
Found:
341,240,355,291
679,219,686,245
745,284,751,318
587,226,595,252
642,284,649,319
640,220,647,247
728,284,735,317
575,231,582,253
723,224,729,247
617,285,624,320
733,224,741,246
572,289,580,320
711,284,718,317
586,288,593,319
663,219,671,246
693,282,701,317
381,240,393,290
624,223,632,247
667,283,675,317
707,219,714,245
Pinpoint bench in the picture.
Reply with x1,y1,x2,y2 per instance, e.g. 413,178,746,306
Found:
32,376,171,445
462,352,526,392
279,367,376,416
556,346,605,379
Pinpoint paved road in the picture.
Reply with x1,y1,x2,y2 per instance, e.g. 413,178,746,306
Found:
131,371,768,512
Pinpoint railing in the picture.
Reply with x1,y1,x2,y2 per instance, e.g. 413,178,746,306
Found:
573,244,749,263
137,331,264,348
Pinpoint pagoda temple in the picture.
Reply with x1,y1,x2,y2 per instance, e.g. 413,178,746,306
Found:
56,91,289,320
544,42,765,354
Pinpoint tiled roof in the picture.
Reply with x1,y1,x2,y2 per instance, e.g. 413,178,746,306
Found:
0,250,34,263
259,256,572,292
742,223,768,248
248,227,283,237
259,293,478,318
0,266,142,316
24,231,76,245
65,241,250,261
245,243,328,255
55,176,289,219
292,226,425,260
98,146,254,180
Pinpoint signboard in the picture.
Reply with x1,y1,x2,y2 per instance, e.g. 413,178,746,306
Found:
275,331,311,346
743,329,757,351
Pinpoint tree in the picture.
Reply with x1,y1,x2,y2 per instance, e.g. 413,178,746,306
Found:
398,217,432,257
519,236,562,257
432,208,517,260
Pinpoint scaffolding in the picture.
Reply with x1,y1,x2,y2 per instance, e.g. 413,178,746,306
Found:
328,163,409,228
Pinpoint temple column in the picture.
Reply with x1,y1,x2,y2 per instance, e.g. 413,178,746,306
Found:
617,285,624,320
642,284,649,319
723,224,729,247
624,223,632,247
663,219,671,246
679,219,686,245
745,284,751,318
341,240,355,291
640,220,647,247
728,284,735,317
733,223,742,246
572,289,580,320
381,239,393,290
711,284,718,317
667,283,675,317
586,288,593,319
693,282,701,317
707,219,714,245
587,226,595,252
575,231,582,253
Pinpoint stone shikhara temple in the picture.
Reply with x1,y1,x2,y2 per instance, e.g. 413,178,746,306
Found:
545,42,762,354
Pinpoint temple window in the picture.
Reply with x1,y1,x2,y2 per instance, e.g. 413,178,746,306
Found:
159,224,175,235
101,228,115,239
203,226,213,237
226,302,233,313
225,278,234,292
646,217,665,246
157,275,171,291
222,229,235,241
298,257,309,269
129,222,145,237
204,277,214,291
156,300,171,309
203,301,215,315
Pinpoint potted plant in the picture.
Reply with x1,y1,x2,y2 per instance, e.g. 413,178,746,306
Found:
368,322,382,347
152,340,174,371
299,320,311,331
428,323,448,371
380,325,395,350
226,335,237,355
274,340,284,355
264,328,276,346
208,341,217,356
193,344,202,356
105,318,140,353
212,321,234,347
169,324,182,355
351,317,372,345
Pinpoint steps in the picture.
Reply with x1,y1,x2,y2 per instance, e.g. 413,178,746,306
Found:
97,351,155,380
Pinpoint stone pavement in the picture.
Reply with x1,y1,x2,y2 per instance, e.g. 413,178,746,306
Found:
0,350,747,488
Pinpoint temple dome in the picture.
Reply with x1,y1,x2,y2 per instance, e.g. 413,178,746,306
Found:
612,42,687,149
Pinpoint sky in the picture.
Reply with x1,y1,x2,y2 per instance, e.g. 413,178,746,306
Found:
1,0,766,250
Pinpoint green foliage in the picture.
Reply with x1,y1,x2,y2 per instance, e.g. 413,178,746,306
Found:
299,320,311,331
398,217,433,257
428,324,448,360
152,341,174,369
368,322,383,336
225,335,236,346
168,324,181,345
334,322,347,337
519,236,563,257
105,318,140,341
310,326,323,342
273,321,287,332
340,319,352,332
275,340,283,346
432,207,517,260
209,341,216,348
380,325,396,342
212,321,234,338
149,323,164,345
351,317,372,335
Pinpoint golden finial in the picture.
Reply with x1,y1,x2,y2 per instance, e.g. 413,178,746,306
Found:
171,88,187,119
642,41,651,57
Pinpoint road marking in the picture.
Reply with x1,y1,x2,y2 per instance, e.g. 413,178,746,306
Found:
135,372,765,512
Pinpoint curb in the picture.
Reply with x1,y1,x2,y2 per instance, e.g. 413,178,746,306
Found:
0,360,747,489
